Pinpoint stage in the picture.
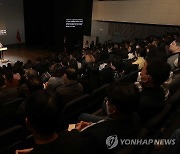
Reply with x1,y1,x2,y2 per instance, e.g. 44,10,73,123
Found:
0,44,60,67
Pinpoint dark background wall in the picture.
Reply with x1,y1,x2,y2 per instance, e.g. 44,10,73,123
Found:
23,0,93,52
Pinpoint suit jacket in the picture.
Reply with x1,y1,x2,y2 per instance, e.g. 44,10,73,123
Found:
78,113,141,154
167,52,180,70
0,87,20,104
56,80,83,104
138,86,166,123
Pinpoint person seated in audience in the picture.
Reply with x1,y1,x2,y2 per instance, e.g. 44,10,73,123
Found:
56,67,83,104
168,37,180,71
5,70,19,88
16,76,44,125
71,82,141,154
137,52,171,122
166,37,180,94
82,50,95,66
12,64,22,81
0,74,20,104
16,89,84,154
24,68,38,79
84,40,89,49
132,48,146,70
46,63,65,90
90,40,95,49
69,57,79,71
99,56,124,84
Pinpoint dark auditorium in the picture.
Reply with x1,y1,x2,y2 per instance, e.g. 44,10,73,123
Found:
0,0,180,154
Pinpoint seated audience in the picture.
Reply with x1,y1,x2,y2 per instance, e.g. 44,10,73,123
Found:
16,89,84,154
71,82,141,154
99,57,124,84
0,74,20,104
46,63,65,90
137,52,171,122
132,48,145,70
168,37,180,71
56,67,83,104
5,70,19,88
16,76,44,125
166,38,180,94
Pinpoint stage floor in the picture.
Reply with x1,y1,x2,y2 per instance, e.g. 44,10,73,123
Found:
0,44,59,67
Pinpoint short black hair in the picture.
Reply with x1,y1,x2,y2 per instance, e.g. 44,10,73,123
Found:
175,37,180,46
0,75,5,87
53,63,64,77
26,90,59,135
145,50,171,85
146,49,167,63
27,76,44,92
25,69,38,79
65,67,78,80
5,71,13,82
111,57,123,72
147,62,171,86
107,82,140,115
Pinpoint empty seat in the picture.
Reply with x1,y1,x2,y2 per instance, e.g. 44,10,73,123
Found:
86,84,109,113
143,103,172,130
0,98,24,130
0,125,25,154
60,94,90,129
166,88,180,108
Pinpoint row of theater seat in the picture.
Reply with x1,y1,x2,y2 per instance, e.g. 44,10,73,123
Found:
0,70,179,154
0,69,140,153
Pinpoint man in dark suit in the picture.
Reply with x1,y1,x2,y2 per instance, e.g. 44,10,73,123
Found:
0,74,19,104
56,67,83,104
71,82,141,154
137,51,171,123
16,89,85,154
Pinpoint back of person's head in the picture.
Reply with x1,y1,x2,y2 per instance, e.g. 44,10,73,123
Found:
25,89,59,135
69,58,78,70
53,63,64,77
136,48,146,58
61,56,69,67
146,61,171,86
111,57,123,72
143,51,171,86
65,67,78,80
146,49,167,63
0,75,5,87
25,69,38,79
5,71,13,82
7,63,12,70
107,82,140,115
27,76,44,92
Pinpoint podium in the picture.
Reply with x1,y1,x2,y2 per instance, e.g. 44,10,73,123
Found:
0,47,8,63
